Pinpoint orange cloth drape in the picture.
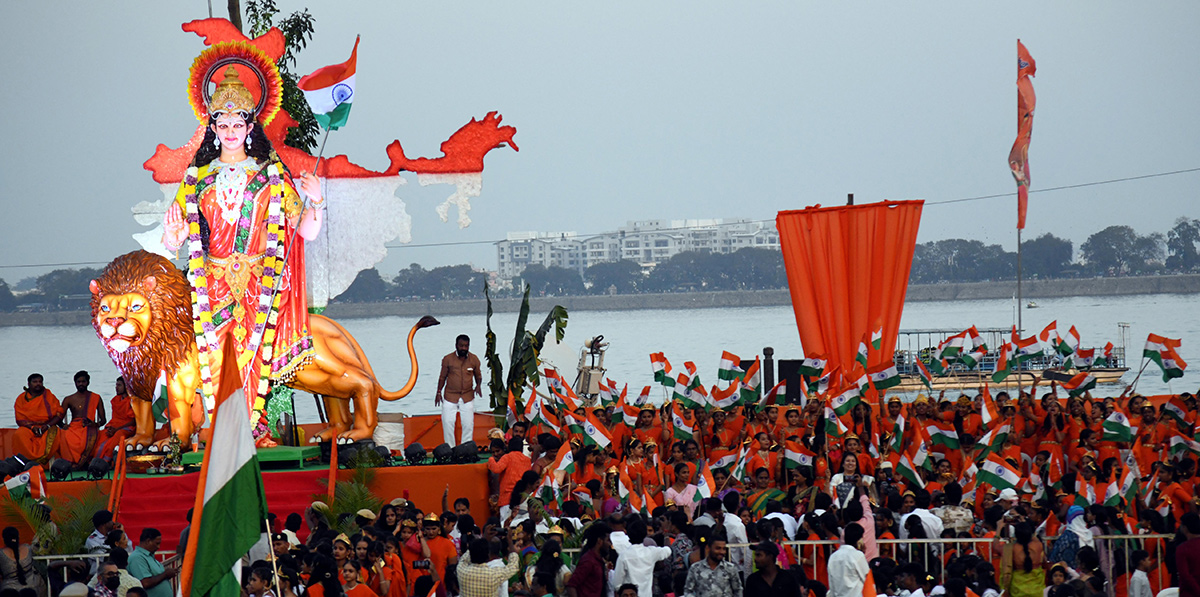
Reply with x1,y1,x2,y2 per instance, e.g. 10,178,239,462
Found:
776,201,923,383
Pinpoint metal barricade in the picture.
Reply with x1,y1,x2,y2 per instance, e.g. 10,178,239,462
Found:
33,550,179,591
561,532,1176,592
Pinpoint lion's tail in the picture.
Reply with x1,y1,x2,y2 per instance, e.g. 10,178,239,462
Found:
377,315,441,401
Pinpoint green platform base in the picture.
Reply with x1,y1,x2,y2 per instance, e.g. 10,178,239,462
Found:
181,445,320,468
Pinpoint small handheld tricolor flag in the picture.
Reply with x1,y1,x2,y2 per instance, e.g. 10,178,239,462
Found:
717,351,744,381
761,379,786,407
1061,372,1096,397
298,37,359,131
978,454,1022,490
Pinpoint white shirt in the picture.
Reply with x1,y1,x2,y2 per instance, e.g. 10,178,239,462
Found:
721,512,751,576
899,508,945,556
486,558,509,597
612,542,672,597
1129,569,1153,597
827,544,869,597
763,512,798,540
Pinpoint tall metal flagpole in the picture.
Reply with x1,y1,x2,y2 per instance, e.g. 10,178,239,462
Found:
1016,223,1023,399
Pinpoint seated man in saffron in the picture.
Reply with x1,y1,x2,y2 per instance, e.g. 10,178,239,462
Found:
95,376,136,459
13,373,65,465
59,370,107,467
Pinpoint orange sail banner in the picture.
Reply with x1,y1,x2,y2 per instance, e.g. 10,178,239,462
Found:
776,201,923,387
1009,39,1037,229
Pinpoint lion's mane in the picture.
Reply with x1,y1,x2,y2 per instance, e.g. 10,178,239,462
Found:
90,251,194,402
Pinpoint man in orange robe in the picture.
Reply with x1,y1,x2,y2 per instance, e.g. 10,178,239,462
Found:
58,371,107,467
13,374,65,465
95,377,136,460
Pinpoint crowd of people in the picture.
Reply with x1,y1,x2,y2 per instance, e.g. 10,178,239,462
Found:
12,362,1200,597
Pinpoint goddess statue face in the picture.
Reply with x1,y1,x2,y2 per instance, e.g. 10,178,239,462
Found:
211,114,252,154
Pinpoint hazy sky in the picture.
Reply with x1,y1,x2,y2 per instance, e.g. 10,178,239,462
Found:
2,1,1198,283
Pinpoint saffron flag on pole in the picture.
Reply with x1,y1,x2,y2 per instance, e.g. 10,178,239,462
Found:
298,36,359,131
1010,39,1036,229
182,342,268,597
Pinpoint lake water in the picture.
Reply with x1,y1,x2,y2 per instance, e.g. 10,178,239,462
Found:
0,293,1195,428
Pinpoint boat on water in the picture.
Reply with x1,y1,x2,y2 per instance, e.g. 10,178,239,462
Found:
890,327,1129,392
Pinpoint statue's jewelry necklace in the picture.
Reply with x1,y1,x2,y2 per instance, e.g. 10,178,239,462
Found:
212,157,257,225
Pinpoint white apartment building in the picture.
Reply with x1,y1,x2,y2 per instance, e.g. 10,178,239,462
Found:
496,219,779,283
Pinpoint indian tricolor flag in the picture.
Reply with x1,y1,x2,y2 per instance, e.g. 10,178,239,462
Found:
1145,334,1186,382
799,355,827,377
582,411,612,448
867,362,901,390
856,335,870,367
694,464,717,503
717,351,744,381
871,326,884,350
967,326,988,352
783,440,815,469
927,421,960,450
1163,396,1190,428
671,401,695,440
829,384,861,417
937,331,968,359
980,384,1000,426
897,445,925,488
978,454,1022,490
710,382,739,410
992,342,1013,384
181,343,268,597
1061,372,1096,397
1013,333,1044,362
739,357,762,405
916,359,934,391
1102,410,1134,443
297,37,359,131
1073,347,1096,370
651,353,673,384
761,379,786,407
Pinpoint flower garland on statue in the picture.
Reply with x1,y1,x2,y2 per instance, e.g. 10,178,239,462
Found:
181,159,287,437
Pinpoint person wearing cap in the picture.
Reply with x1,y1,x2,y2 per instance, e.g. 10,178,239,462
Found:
271,532,292,559
436,334,482,447
745,540,800,596
355,508,378,529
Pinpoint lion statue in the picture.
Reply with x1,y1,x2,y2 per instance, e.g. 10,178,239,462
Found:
89,250,439,449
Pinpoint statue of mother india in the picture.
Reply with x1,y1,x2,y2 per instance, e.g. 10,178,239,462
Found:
161,44,322,444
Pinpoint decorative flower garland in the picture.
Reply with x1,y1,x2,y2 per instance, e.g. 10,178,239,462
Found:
182,158,287,437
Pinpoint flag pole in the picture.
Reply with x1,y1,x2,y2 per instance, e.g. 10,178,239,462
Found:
1129,358,1152,393
267,518,282,597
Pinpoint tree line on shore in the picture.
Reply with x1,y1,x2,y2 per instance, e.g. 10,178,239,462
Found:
2,218,1198,311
